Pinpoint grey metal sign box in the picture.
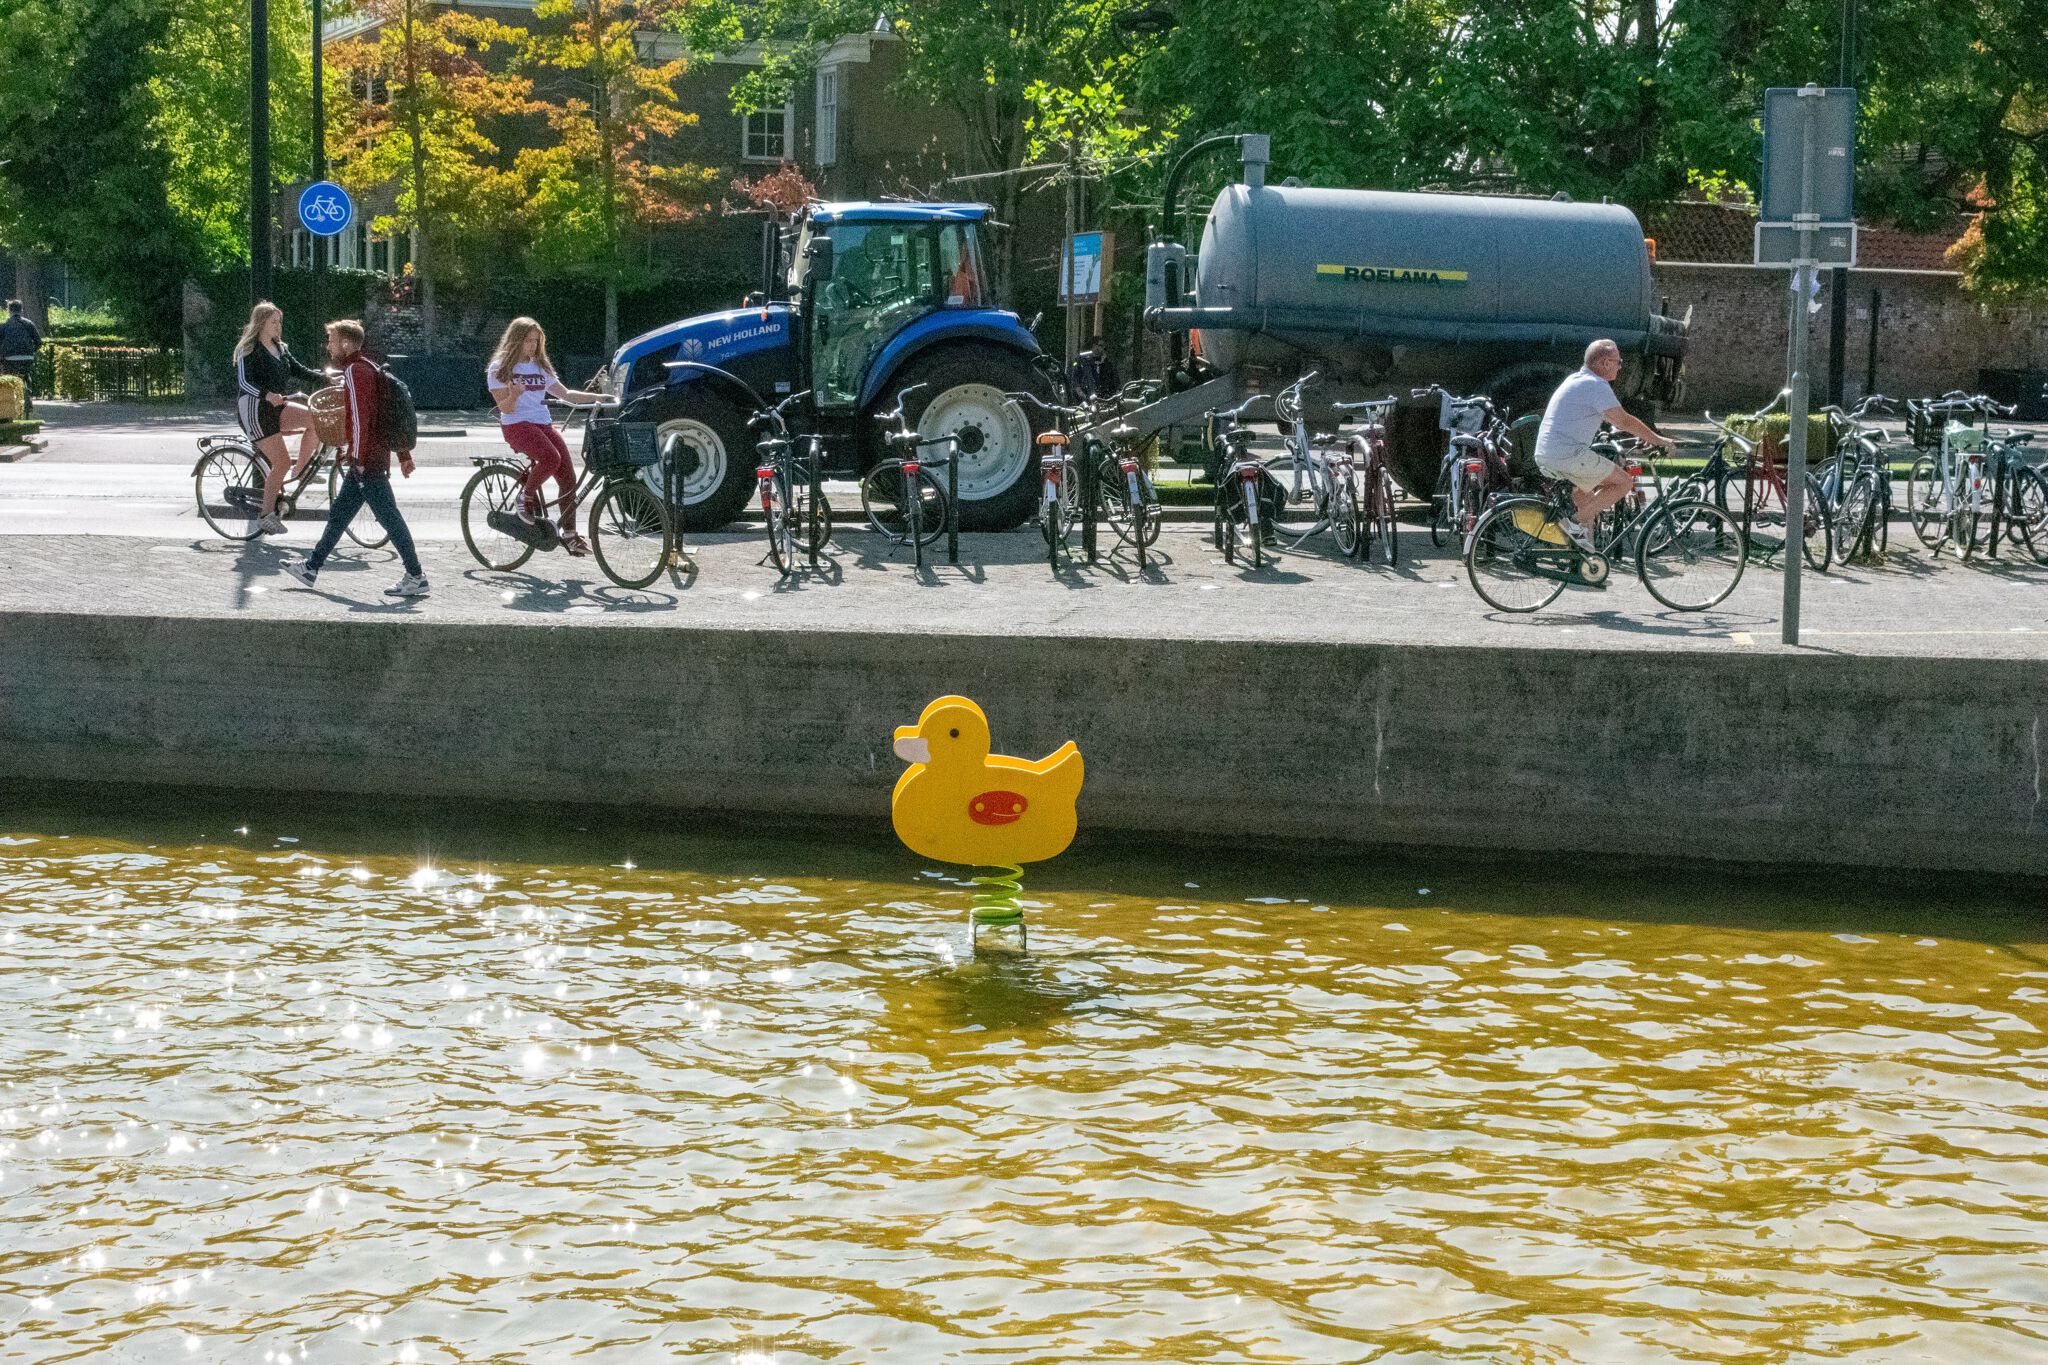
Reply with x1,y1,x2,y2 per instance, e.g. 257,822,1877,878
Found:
1761,86,1856,222
1755,221,1857,269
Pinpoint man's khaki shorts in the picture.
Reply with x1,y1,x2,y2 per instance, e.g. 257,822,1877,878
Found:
1537,445,1623,492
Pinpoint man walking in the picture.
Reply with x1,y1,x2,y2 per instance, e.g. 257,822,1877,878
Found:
282,321,429,598
0,300,42,415
1534,338,1674,549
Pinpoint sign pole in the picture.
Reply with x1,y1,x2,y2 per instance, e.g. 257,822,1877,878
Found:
312,0,327,323
1782,90,1823,648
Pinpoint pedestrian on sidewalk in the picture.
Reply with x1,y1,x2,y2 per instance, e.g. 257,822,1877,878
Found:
486,317,608,556
1,300,42,415
233,301,329,535
1069,337,1119,402
283,321,428,598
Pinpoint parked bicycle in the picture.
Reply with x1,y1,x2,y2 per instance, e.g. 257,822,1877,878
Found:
1903,394,2044,560
1426,390,1513,549
1704,396,1834,571
1208,393,1277,569
861,383,959,572
1262,372,1369,558
1092,389,1165,569
460,396,676,590
1816,394,1898,562
1331,396,1402,566
1465,436,1747,613
747,389,833,577
192,387,387,549
1001,388,1089,569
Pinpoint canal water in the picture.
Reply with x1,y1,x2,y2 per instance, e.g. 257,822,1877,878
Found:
3,788,2046,1363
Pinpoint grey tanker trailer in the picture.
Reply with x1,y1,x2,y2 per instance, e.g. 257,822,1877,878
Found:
1129,134,1687,495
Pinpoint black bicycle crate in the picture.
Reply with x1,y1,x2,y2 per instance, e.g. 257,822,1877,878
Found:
587,417,660,474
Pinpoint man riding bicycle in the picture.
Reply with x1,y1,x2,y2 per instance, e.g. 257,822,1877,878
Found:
1535,339,1674,549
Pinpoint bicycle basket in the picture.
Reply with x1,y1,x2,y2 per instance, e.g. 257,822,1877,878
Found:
1439,391,1488,435
308,386,347,446
587,417,660,474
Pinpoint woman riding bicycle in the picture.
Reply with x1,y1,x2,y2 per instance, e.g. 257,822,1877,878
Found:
485,317,607,557
233,301,329,536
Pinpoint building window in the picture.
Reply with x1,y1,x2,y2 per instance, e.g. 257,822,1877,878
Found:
815,68,838,167
742,102,790,161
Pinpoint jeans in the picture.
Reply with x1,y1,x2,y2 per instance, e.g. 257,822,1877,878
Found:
307,470,422,577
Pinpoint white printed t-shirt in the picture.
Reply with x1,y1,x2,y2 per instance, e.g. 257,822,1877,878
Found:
1533,368,1621,467
491,361,554,426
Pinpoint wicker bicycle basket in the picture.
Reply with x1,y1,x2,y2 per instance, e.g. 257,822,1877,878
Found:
308,386,348,446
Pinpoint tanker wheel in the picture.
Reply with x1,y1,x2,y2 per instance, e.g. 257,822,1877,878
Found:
645,387,754,532
888,345,1043,531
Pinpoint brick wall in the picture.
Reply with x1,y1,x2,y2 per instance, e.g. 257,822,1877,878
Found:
1655,263,2048,410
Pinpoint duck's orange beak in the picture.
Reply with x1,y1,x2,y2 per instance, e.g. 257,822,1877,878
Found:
892,725,929,765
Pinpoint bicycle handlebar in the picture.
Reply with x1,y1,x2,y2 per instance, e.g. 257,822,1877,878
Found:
1212,393,1273,425
747,389,811,434
873,382,929,426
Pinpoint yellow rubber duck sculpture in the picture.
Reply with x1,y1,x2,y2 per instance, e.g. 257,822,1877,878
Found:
892,695,1083,943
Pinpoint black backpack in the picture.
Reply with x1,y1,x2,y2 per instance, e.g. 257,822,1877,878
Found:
370,360,418,453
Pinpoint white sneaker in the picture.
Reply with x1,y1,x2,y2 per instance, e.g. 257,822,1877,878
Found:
281,558,317,588
258,514,288,535
385,572,430,598
1557,515,1598,552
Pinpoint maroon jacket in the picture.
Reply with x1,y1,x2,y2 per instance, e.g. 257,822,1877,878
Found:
340,352,392,475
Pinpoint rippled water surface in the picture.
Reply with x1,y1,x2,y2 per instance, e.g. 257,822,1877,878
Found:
4,792,2047,1363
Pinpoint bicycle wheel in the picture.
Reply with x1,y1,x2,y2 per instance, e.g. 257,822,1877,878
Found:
460,465,536,572
1369,465,1399,567
1907,455,1949,550
1466,497,1568,613
331,457,391,548
1637,499,1746,611
1041,470,1066,566
861,462,946,547
587,479,672,589
1834,473,1875,562
1222,483,1263,567
1954,468,1985,559
1263,454,1324,545
1429,461,1453,547
1331,475,1363,558
1457,465,1486,542
763,476,796,577
804,489,834,556
2009,467,2048,564
1800,474,1834,571
194,444,267,541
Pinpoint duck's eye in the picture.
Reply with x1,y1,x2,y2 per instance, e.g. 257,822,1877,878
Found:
949,728,959,739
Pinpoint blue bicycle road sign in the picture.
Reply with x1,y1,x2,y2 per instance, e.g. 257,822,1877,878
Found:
298,182,354,238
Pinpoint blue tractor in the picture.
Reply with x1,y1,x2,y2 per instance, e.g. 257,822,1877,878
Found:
603,202,1050,530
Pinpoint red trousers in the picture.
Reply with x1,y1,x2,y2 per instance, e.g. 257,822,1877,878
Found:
501,420,577,532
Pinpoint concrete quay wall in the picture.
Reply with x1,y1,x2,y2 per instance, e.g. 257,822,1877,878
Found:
0,610,2042,878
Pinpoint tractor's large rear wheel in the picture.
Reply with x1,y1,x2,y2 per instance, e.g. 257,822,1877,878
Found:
884,345,1044,531
645,387,754,532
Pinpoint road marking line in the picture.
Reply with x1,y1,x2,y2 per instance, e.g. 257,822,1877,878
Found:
1730,632,1754,645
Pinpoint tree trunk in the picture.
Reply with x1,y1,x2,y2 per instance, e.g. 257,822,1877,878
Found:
404,0,434,352
14,255,49,332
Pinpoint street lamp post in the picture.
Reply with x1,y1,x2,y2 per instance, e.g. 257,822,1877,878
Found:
251,0,273,303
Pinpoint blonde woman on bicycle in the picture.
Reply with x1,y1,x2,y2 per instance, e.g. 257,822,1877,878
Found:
233,301,329,535
486,317,607,556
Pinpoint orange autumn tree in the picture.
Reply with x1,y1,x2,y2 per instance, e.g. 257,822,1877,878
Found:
515,0,715,353
330,0,535,350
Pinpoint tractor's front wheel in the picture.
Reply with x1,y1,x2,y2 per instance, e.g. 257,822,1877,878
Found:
883,345,1044,531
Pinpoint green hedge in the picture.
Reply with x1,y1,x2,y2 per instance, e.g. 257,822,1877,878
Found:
49,345,184,400
190,268,381,389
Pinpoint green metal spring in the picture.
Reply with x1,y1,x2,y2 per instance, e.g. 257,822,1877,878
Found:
970,863,1026,928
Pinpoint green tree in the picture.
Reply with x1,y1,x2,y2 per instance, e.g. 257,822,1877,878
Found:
515,0,714,354
330,0,534,349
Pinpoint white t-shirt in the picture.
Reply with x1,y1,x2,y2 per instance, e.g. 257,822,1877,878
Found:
490,361,554,426
1533,368,1621,466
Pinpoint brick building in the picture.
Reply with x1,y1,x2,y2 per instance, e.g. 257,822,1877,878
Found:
1644,201,2046,411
